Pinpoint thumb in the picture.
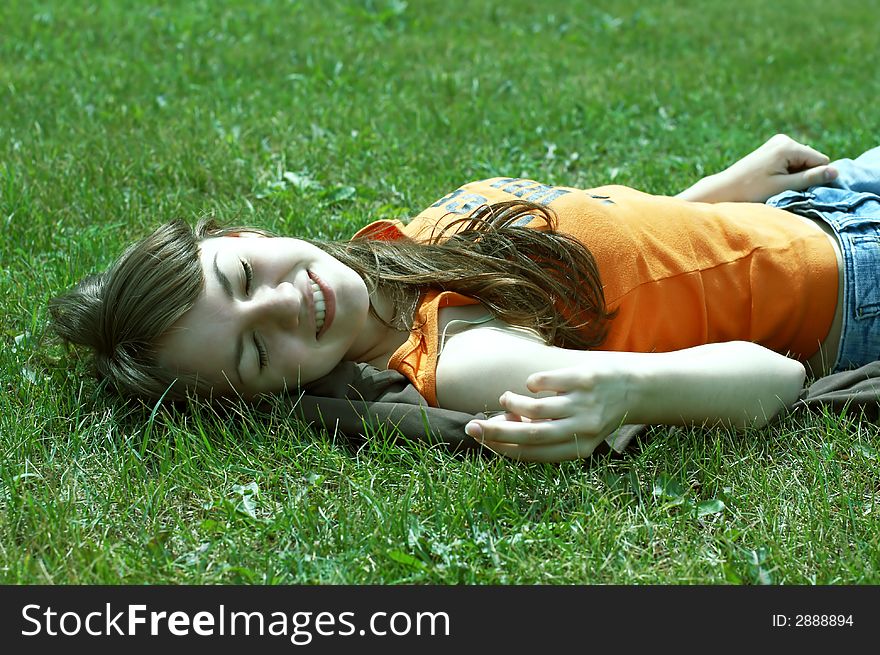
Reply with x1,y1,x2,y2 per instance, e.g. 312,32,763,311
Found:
787,165,838,190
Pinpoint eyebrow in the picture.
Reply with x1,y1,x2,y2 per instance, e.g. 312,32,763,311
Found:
212,251,244,386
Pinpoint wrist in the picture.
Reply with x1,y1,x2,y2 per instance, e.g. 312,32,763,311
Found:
623,349,713,426
621,354,655,425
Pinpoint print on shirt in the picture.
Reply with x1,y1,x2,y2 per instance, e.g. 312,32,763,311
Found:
429,178,615,227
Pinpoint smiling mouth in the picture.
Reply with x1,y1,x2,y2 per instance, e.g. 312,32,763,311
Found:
309,279,326,335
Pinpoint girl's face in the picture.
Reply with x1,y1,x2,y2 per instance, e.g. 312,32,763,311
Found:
158,234,373,398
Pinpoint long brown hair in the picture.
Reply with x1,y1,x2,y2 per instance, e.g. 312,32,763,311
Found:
314,200,613,349
49,200,613,399
48,220,205,399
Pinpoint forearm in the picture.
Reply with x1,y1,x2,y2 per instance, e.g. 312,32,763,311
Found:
446,331,807,461
675,173,734,203
630,341,806,428
437,329,806,429
674,135,837,204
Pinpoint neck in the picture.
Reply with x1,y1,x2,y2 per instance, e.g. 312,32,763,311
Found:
347,287,411,368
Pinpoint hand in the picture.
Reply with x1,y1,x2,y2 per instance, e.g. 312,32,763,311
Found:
678,134,838,203
464,366,635,462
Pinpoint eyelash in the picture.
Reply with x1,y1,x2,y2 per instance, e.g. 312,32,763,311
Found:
241,259,267,370
241,259,254,295
254,334,269,370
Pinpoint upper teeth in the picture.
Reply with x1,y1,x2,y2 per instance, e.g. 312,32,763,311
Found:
310,280,326,334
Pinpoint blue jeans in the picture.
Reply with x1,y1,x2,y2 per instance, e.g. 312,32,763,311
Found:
766,146,880,372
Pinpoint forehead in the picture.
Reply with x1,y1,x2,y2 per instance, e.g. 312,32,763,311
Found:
198,234,246,259
155,243,239,389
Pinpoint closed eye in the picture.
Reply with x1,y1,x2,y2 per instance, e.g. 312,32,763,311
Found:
241,259,254,295
254,333,268,370
240,259,265,369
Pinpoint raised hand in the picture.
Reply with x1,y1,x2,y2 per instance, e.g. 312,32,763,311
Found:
677,134,838,203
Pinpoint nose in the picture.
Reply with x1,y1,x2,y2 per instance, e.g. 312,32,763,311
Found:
248,281,300,331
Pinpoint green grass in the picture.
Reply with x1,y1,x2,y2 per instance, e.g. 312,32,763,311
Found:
2,0,879,584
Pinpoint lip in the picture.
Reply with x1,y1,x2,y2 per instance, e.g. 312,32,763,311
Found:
308,270,335,340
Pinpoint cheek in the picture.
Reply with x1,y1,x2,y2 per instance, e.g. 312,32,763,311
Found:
274,342,342,387
336,270,371,320
272,341,311,382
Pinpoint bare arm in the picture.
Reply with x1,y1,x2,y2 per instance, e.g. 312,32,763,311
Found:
676,134,838,203
436,328,806,462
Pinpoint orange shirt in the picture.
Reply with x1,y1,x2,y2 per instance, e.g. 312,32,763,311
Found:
352,178,839,406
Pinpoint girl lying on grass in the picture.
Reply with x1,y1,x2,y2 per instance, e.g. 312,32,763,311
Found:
49,135,880,461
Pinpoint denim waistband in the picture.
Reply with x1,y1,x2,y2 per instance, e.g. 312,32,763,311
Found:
767,180,880,372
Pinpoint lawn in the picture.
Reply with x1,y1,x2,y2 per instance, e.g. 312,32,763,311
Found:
1,0,879,584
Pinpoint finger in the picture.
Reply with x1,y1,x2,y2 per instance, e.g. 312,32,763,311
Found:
805,164,838,185
526,367,590,393
480,434,608,462
781,165,838,191
499,391,571,420
786,142,831,171
466,412,518,440
465,411,525,439
469,415,584,445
